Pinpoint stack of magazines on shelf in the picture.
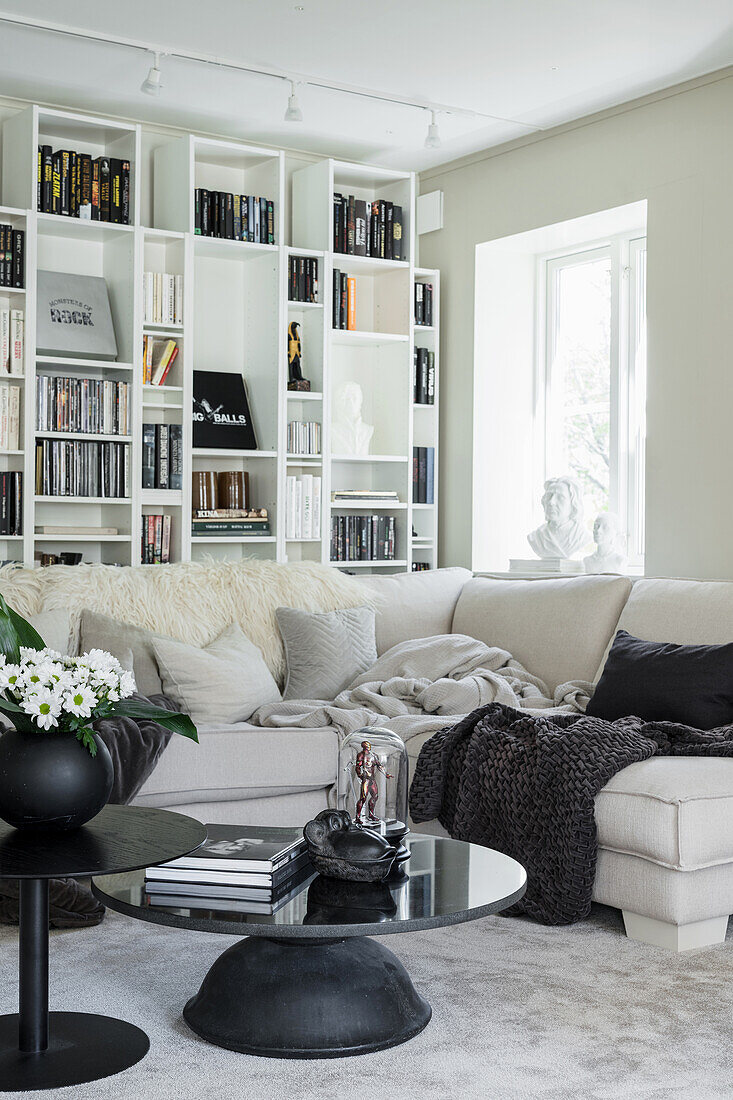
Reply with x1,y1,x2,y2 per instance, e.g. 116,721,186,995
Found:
144,825,314,915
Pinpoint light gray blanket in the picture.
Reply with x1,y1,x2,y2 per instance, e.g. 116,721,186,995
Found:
254,634,591,753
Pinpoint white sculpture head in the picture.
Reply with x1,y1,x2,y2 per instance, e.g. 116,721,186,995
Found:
593,512,619,553
335,382,363,424
541,476,584,529
584,511,627,574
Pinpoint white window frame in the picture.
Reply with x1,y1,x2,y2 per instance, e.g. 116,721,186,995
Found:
536,231,647,567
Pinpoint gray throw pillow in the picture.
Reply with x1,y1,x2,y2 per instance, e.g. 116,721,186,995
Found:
29,609,73,655
276,605,377,701
80,610,167,696
152,623,281,725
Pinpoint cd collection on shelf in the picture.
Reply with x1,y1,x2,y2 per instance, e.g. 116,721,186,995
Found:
36,377,130,436
35,440,131,498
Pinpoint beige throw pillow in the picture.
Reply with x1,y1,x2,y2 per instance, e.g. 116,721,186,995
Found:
152,623,281,725
80,610,167,696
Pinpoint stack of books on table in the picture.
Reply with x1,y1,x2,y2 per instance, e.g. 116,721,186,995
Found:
144,825,313,914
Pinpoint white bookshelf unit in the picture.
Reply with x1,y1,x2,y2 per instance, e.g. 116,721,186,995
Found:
0,106,438,573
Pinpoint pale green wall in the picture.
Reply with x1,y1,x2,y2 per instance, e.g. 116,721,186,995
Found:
419,69,733,579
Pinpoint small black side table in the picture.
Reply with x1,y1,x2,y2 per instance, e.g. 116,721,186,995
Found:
0,804,205,1092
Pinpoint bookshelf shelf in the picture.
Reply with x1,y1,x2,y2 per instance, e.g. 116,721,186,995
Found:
331,330,408,348
35,431,132,444
0,107,437,573
192,449,277,459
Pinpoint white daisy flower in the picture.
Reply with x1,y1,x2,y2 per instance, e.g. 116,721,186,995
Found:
63,685,98,718
21,686,62,731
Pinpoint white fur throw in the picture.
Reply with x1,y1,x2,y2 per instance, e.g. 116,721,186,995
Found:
0,560,371,685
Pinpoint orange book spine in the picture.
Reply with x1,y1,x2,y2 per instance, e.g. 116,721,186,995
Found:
347,276,356,331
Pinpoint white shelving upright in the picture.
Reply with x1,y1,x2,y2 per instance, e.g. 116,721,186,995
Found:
412,268,440,570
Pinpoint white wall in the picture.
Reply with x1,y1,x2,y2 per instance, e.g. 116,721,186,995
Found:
419,67,733,579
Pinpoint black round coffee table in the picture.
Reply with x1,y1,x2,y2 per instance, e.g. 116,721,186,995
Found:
93,833,526,1059
0,804,206,1092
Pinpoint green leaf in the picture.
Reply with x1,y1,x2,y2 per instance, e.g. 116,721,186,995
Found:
0,700,38,734
0,595,45,662
75,727,98,757
109,699,199,743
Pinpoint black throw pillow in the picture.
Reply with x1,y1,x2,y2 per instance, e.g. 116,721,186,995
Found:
587,629,733,730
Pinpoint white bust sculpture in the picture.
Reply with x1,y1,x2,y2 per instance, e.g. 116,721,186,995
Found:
584,512,628,574
331,382,374,457
528,476,589,559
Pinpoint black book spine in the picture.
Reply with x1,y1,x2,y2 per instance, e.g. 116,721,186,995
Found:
98,157,111,222
384,201,394,260
340,273,347,330
225,193,234,240
142,423,156,489
413,346,418,403
340,196,347,253
155,424,169,489
267,199,274,244
69,151,78,217
379,201,386,258
200,189,209,236
78,154,92,215
418,447,427,504
427,352,435,404
52,153,62,216
37,147,42,213
392,205,403,261
120,161,131,225
91,159,100,220
59,151,71,216
260,198,267,244
298,257,305,303
333,193,342,253
332,268,341,329
346,195,355,255
169,424,183,490
41,146,53,213
233,195,241,241
12,230,24,289
213,192,221,237
194,189,201,234
110,158,122,223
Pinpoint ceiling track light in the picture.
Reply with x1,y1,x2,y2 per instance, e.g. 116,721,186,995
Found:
141,51,164,96
424,110,441,150
284,80,303,123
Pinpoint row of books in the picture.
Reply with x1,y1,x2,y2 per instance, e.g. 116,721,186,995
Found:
333,194,403,261
412,561,432,571
194,191,275,244
0,386,21,451
330,514,397,562
0,471,22,535
145,825,312,916
142,424,183,491
414,347,436,405
0,309,24,375
413,446,435,505
35,440,131,498
0,227,24,288
332,270,356,330
415,283,435,326
142,514,172,564
36,377,130,437
143,337,179,387
288,257,319,303
143,272,183,327
287,420,321,456
285,474,322,540
192,508,271,538
37,147,130,223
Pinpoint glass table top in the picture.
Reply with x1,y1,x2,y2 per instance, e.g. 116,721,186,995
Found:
93,834,527,940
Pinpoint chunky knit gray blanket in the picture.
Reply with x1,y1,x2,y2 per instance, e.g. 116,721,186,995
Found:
409,703,733,925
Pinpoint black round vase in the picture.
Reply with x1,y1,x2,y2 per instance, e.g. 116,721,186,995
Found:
0,727,114,830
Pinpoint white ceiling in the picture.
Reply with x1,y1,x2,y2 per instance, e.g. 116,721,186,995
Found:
0,1,731,171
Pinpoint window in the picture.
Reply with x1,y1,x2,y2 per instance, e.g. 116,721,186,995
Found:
540,233,647,565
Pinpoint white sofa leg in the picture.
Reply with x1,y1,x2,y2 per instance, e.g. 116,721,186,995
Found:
622,911,729,952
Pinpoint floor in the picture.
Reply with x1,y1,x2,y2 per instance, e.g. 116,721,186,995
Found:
1,904,732,1100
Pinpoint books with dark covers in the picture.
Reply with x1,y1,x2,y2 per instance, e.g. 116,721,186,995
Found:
79,153,92,216
91,159,100,219
110,159,123,223
142,423,156,488
392,205,403,261
97,157,111,222
354,199,367,255
412,446,435,504
51,152,61,215
329,514,396,562
155,423,169,489
169,423,183,490
332,268,341,329
41,146,53,212
192,370,257,450
0,471,22,535
153,823,308,879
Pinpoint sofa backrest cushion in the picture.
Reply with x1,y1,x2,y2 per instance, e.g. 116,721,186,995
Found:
361,567,473,654
602,578,733,672
452,574,632,691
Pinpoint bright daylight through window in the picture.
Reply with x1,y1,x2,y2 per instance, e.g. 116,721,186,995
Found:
542,235,647,565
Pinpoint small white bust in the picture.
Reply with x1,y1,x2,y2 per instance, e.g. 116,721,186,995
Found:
584,512,628,574
528,476,589,559
331,382,374,457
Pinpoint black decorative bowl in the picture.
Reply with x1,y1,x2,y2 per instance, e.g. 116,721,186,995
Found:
303,810,397,883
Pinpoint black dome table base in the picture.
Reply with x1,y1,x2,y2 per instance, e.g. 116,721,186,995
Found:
0,1012,149,1092
183,936,431,1059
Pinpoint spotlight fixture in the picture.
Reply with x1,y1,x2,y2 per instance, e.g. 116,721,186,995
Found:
424,110,441,149
141,51,164,96
284,81,303,123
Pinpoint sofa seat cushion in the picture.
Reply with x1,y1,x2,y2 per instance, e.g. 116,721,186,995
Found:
452,574,631,691
363,567,472,654
596,756,733,871
135,723,339,808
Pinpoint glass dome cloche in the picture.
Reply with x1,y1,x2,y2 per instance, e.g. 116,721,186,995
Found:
337,727,409,842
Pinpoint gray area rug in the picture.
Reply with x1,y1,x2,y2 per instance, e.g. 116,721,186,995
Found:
1,905,732,1100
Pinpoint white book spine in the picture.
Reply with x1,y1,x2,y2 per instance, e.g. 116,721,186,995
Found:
8,386,19,451
9,310,22,375
0,309,8,374
312,476,321,538
294,480,302,540
301,474,313,540
0,386,8,450
175,275,183,325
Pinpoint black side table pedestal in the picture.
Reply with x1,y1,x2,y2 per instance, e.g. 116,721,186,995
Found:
0,806,206,1092
0,879,150,1092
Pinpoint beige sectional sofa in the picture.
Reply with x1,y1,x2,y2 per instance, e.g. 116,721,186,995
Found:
4,561,733,951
